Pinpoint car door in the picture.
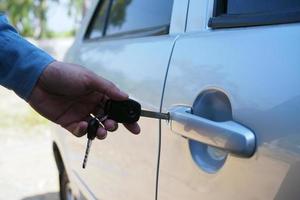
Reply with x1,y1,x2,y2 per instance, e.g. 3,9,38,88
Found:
62,0,186,199
159,0,300,199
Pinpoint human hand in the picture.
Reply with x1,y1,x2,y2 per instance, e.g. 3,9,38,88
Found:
28,61,140,139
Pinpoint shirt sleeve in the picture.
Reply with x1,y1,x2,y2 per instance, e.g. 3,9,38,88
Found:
0,15,55,100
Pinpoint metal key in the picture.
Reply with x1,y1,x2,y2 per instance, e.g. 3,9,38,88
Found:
82,117,99,169
140,110,169,120
105,99,170,123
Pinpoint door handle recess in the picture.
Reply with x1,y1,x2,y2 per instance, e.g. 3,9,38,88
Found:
169,106,256,157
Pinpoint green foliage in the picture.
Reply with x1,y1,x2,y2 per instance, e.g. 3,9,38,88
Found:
0,0,83,39
0,0,58,38
110,0,132,27
67,0,89,25
0,0,35,37
45,29,76,38
89,0,131,36
68,0,84,16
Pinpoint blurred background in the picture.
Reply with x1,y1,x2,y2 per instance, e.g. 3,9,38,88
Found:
0,0,90,199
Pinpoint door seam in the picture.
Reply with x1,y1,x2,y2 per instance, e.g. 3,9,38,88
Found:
155,34,180,200
185,0,191,31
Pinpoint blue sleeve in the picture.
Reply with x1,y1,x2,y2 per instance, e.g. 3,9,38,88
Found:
0,15,55,100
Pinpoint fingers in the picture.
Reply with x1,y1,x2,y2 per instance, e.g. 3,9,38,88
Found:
98,120,140,138
96,124,107,140
102,120,140,135
102,119,118,132
123,122,141,135
68,121,88,137
66,120,140,139
66,120,107,139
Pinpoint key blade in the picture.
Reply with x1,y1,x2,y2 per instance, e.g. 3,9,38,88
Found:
82,140,92,169
140,110,169,120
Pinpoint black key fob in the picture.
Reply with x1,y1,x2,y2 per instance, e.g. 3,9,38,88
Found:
87,118,99,140
105,99,141,123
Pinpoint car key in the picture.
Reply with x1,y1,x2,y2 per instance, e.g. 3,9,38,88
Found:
105,99,141,123
105,99,170,123
82,117,100,169
140,109,169,120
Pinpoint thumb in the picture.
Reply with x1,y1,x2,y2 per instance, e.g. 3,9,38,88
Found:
90,72,128,100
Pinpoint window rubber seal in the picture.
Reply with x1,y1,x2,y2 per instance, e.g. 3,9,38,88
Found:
209,10,300,29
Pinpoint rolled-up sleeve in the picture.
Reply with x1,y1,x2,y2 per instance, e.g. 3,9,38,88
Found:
0,15,54,100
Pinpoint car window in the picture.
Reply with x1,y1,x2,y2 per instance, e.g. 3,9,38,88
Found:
209,0,300,28
226,0,300,15
86,0,110,39
105,0,173,38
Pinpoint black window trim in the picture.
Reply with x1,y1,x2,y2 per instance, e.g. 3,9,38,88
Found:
84,0,171,41
102,0,114,36
209,0,300,29
103,25,170,40
84,0,111,39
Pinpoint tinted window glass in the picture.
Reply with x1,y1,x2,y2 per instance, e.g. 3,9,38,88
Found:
210,0,300,28
105,0,173,37
215,0,300,16
86,0,110,39
227,0,300,15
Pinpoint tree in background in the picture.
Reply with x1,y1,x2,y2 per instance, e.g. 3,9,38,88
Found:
0,0,88,39
0,0,36,37
35,0,52,39
68,0,90,23
109,0,132,27
89,0,132,35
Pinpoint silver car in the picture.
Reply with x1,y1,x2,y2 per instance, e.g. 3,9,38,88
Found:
52,0,300,199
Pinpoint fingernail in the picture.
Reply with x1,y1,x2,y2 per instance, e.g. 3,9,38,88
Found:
134,126,141,135
109,123,118,132
113,123,118,131
97,128,107,140
97,134,107,140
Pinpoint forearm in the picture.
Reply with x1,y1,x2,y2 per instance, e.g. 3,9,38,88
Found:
0,15,54,100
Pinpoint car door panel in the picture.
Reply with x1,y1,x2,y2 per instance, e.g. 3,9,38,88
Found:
65,35,178,200
159,24,300,199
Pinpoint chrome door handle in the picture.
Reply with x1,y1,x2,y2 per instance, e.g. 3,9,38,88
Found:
169,106,256,157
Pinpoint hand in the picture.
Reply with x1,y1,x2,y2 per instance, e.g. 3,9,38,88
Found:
28,61,140,139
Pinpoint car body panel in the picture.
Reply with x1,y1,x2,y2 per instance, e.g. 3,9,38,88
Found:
169,0,189,34
57,0,189,198
159,20,300,200
64,35,179,199
52,0,300,199
186,0,210,32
